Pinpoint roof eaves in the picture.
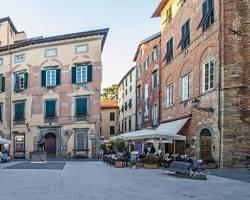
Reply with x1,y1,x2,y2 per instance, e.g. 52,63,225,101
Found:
0,28,109,53
151,0,169,18
133,32,161,62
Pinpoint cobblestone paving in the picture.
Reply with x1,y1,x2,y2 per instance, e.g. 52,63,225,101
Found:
0,161,250,200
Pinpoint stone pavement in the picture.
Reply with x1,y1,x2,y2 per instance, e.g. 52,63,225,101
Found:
210,168,250,183
0,161,250,200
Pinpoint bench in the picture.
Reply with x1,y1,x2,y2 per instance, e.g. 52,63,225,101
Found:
163,161,192,175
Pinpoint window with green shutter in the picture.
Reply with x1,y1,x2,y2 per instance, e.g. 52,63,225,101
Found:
75,96,88,117
14,101,25,120
0,104,3,121
42,67,60,87
129,99,132,109
0,75,5,92
45,99,56,118
72,64,92,84
14,72,28,91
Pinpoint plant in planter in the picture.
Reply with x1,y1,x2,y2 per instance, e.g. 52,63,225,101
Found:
115,158,125,168
143,156,159,169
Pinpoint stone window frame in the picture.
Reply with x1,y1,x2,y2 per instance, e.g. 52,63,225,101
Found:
76,65,87,83
109,126,115,135
13,100,26,123
0,57,3,66
0,103,3,122
14,53,25,63
181,73,192,102
152,102,158,126
166,83,174,108
46,68,57,87
110,112,115,121
44,48,57,58
74,128,89,151
75,44,89,54
202,58,215,93
44,98,58,119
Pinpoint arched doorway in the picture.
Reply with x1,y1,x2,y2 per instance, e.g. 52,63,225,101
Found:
200,129,212,162
44,133,56,157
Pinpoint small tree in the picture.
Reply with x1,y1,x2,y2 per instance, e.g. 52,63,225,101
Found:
113,139,126,153
102,84,118,100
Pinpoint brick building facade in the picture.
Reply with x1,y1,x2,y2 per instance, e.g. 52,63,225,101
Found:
0,17,108,159
152,0,250,167
134,33,161,129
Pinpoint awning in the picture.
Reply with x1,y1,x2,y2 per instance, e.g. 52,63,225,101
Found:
155,117,190,141
118,129,156,141
0,137,11,144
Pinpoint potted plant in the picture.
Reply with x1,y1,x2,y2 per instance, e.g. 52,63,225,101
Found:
113,139,127,168
115,158,124,168
143,155,159,169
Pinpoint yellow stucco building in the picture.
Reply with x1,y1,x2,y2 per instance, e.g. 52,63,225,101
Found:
0,17,108,159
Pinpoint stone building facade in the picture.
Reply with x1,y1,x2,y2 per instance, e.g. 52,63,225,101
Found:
100,100,119,140
0,17,108,159
134,32,161,129
152,0,250,167
118,67,136,133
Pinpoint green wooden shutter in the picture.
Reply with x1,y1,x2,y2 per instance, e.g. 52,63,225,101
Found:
72,66,76,84
46,100,56,118
56,68,61,85
0,105,2,121
41,70,46,87
24,73,28,89
1,76,5,92
15,74,19,91
15,102,24,120
87,65,93,82
76,97,87,116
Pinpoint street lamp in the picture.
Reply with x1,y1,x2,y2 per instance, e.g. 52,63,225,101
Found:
191,98,214,113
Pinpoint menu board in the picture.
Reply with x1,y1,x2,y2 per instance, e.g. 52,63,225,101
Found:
135,141,142,154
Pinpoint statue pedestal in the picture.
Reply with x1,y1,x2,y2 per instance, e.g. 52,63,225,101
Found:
30,151,47,162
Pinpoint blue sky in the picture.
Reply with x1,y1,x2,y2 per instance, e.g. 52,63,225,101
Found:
1,0,160,88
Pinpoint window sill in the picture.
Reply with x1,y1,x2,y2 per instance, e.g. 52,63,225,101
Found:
13,119,26,125
166,104,174,109
202,88,216,95
45,85,57,89
14,89,25,93
74,115,90,122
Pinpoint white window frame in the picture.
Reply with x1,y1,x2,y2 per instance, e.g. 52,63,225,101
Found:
16,73,25,90
181,73,191,101
166,83,174,107
75,44,88,54
203,59,215,92
144,57,149,70
14,54,25,63
0,58,3,65
45,49,57,58
76,65,87,83
46,69,56,87
152,103,158,125
152,70,158,89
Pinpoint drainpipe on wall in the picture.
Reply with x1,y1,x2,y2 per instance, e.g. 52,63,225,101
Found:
8,46,12,156
218,0,223,168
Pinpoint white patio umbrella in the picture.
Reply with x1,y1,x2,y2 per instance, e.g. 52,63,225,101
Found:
0,137,11,144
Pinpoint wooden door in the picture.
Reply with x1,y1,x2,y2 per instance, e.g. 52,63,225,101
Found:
44,133,56,156
200,129,212,162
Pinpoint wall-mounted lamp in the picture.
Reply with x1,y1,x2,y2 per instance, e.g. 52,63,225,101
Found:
191,98,214,113
26,122,31,131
